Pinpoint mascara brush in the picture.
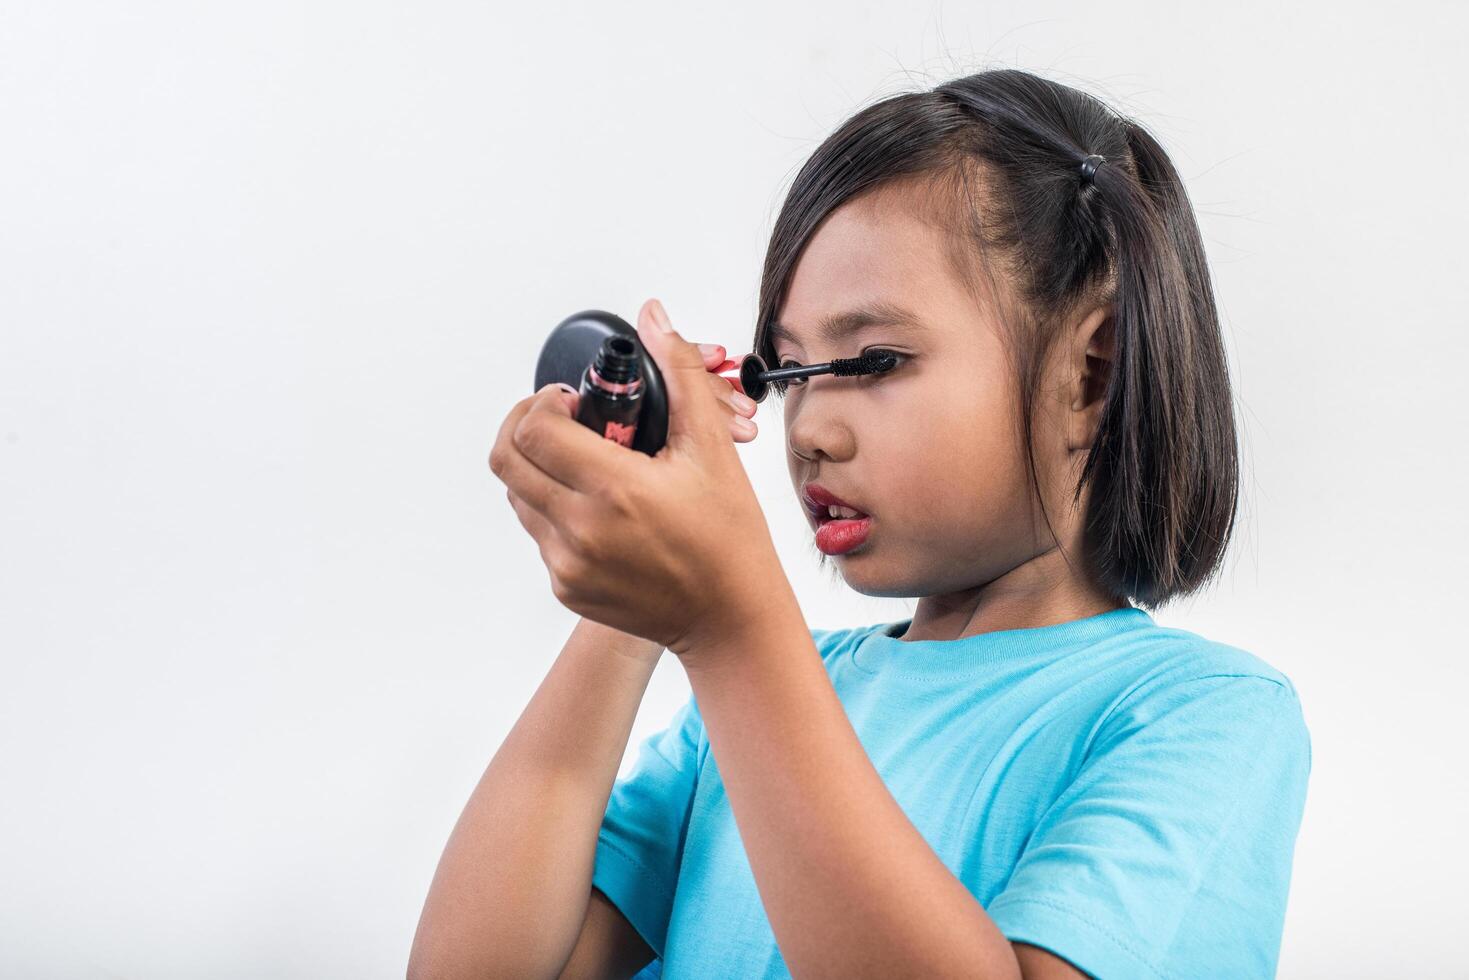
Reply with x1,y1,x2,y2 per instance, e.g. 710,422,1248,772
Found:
711,350,899,403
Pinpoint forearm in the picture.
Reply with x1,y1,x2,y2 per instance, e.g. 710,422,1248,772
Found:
409,617,663,980
680,596,1022,980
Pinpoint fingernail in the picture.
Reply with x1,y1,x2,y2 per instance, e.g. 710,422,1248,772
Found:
556,382,578,395
650,299,674,333
732,414,756,434
698,342,724,358
730,390,757,414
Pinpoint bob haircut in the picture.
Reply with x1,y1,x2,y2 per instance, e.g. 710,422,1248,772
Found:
754,69,1239,609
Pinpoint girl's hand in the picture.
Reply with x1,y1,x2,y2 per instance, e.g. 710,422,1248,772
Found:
693,340,762,443
490,298,788,658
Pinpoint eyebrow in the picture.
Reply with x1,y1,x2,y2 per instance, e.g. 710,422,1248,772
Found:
769,301,926,350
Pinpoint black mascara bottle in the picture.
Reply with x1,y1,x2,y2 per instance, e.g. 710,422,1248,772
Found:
575,334,646,448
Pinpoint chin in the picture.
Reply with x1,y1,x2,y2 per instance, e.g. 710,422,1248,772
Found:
816,546,926,599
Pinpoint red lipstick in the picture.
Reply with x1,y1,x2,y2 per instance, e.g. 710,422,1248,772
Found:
802,483,873,556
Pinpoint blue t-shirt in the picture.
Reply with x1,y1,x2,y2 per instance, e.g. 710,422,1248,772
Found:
592,606,1311,979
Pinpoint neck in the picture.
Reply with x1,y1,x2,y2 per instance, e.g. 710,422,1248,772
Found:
897,545,1128,642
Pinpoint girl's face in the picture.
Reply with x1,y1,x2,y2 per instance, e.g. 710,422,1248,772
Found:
776,181,1077,600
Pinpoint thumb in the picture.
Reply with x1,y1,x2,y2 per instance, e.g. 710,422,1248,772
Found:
635,299,724,451
537,381,580,415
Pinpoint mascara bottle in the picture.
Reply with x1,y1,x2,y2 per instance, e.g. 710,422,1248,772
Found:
575,334,645,448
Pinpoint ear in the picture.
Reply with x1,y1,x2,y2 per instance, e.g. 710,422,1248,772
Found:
1066,301,1116,453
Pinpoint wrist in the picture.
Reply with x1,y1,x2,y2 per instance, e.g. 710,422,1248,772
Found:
568,616,665,670
669,571,805,670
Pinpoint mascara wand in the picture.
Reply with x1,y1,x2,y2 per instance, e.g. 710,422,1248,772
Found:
712,350,899,403
533,309,902,453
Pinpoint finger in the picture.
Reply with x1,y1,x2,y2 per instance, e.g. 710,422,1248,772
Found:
508,488,582,600
698,371,758,443
516,383,632,493
730,414,758,442
708,373,758,420
489,387,548,479
635,298,728,452
506,486,557,541
493,440,577,519
689,368,759,444
696,342,728,370
526,381,580,419
494,383,577,448
489,385,582,517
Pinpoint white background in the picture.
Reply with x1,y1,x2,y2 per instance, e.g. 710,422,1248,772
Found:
2,2,1465,976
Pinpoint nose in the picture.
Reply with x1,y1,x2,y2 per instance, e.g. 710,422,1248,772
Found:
785,380,857,464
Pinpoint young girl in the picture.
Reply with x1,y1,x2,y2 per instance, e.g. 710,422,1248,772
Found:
412,68,1311,980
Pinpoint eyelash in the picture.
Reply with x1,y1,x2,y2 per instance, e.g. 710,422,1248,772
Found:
770,348,906,397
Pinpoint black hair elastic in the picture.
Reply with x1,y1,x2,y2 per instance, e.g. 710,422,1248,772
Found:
1079,154,1106,187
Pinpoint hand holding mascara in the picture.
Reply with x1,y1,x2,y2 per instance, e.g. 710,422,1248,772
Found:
709,349,900,402
506,298,794,655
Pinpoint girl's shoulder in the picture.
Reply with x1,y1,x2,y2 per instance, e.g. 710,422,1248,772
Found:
1114,618,1300,699
1083,621,1310,764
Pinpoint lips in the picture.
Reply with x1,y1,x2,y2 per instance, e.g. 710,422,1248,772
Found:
802,483,874,556
814,516,871,555
801,483,869,523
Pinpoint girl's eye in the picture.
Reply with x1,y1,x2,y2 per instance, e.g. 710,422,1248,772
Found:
770,358,806,398
862,347,905,370
769,350,904,399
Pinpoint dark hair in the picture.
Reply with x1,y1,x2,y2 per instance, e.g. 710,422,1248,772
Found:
755,68,1239,609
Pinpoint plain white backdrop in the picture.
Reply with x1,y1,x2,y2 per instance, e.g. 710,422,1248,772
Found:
2,1,1465,976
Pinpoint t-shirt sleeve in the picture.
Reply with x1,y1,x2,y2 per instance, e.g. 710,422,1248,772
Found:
986,673,1312,980
591,691,705,959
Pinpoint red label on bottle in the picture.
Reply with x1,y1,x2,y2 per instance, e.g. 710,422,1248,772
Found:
604,420,637,447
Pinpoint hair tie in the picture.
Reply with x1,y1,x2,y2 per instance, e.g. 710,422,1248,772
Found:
1079,154,1105,187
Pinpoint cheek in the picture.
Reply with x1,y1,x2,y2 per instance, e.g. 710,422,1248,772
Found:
881,375,1031,536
